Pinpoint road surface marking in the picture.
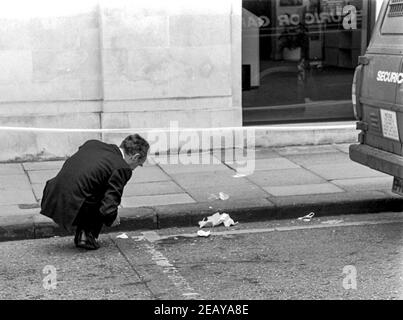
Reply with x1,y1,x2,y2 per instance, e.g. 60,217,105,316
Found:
141,231,200,300
141,219,403,242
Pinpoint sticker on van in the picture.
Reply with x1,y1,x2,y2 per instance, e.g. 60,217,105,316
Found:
376,71,403,84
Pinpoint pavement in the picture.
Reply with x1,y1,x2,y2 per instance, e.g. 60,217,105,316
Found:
0,143,402,242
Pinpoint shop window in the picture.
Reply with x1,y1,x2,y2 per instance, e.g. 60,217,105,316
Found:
242,0,372,125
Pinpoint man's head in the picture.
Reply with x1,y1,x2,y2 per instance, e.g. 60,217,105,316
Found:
120,134,150,170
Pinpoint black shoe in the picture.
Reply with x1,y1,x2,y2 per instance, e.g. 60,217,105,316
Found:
75,231,100,250
85,231,100,250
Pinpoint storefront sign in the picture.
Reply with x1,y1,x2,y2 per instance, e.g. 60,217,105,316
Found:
243,5,357,30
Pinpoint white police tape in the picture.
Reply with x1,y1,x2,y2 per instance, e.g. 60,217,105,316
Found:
0,124,355,133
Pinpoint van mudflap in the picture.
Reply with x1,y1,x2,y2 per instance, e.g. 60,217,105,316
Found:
349,144,403,178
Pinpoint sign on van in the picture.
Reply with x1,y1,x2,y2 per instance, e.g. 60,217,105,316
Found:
380,109,400,141
376,71,403,85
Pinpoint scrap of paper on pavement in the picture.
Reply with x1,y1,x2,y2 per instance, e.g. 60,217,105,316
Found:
199,212,238,228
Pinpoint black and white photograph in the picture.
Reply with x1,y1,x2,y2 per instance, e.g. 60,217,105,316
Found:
0,0,402,308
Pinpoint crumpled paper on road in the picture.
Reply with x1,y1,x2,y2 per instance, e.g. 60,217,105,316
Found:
199,212,238,228
197,230,211,237
297,212,315,222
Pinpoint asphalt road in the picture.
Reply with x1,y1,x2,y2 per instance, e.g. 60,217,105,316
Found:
0,212,402,300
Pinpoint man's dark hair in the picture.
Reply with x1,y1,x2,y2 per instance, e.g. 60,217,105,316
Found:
120,134,150,159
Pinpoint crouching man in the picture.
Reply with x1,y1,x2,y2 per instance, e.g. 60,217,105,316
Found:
40,134,149,250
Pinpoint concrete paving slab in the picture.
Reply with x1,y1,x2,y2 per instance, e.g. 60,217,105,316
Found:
121,193,196,208
171,171,246,188
123,181,184,197
263,183,345,197
0,163,25,175
183,183,269,202
153,153,222,166
22,161,64,171
285,151,350,167
211,148,261,162
225,157,300,171
307,162,389,180
247,168,326,187
331,177,394,192
143,156,157,166
0,174,32,189
32,183,45,201
275,144,339,156
159,162,232,175
27,170,58,184
128,166,171,184
0,189,37,205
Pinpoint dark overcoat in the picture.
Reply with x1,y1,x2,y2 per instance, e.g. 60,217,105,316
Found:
40,140,132,232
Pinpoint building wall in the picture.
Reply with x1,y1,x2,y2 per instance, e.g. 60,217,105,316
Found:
0,0,242,161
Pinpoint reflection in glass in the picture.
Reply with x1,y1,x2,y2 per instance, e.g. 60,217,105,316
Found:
242,0,368,124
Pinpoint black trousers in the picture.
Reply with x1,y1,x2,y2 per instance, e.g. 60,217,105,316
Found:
72,201,104,239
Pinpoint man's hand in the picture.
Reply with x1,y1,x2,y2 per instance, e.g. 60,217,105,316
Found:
110,215,120,227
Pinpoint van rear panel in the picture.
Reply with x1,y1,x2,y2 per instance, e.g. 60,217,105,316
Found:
360,54,403,156
349,0,403,186
358,0,403,157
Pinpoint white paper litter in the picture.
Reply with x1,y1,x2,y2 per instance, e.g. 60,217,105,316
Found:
297,212,315,222
222,213,238,227
233,173,247,178
116,233,129,239
197,230,211,237
218,192,230,200
199,212,238,228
